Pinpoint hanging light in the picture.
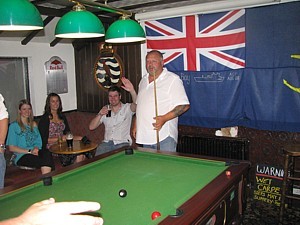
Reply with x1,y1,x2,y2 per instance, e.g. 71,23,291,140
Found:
105,15,146,43
55,2,105,38
0,0,43,31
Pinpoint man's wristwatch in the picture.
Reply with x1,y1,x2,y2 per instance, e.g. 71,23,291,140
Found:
28,149,32,154
0,144,6,153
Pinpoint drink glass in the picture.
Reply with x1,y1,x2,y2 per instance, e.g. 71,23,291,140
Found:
57,134,63,146
106,105,111,117
66,132,74,148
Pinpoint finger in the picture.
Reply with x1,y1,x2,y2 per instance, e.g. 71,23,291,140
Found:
53,202,100,214
34,198,55,206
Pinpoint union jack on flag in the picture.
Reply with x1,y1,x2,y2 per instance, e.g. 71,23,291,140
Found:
144,9,245,72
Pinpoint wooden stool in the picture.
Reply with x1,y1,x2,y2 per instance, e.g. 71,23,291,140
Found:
279,144,300,223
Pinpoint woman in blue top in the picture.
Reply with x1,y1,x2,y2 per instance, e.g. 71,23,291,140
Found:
6,99,53,174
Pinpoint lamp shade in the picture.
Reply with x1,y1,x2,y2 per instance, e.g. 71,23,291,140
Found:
55,5,105,39
0,0,43,30
105,18,146,43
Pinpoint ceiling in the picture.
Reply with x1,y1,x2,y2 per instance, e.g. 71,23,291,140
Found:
32,0,219,20
0,0,293,46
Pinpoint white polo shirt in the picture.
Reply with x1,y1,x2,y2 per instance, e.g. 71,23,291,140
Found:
136,68,189,145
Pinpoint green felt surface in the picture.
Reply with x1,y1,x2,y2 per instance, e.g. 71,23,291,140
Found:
0,150,227,225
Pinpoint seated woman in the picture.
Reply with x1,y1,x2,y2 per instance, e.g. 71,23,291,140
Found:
38,93,89,166
6,99,54,174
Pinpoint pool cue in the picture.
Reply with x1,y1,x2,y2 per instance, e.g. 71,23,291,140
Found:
153,70,160,150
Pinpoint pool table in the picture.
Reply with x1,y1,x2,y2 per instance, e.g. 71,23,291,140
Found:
0,147,250,225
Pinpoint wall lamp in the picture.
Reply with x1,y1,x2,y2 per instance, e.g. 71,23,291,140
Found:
0,0,43,31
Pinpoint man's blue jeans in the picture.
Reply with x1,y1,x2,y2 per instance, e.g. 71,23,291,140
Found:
0,153,6,189
143,136,177,152
95,141,130,156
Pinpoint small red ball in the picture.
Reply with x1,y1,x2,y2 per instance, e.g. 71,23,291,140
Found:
151,211,161,220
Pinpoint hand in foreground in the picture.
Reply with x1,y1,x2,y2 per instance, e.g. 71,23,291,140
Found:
0,198,103,225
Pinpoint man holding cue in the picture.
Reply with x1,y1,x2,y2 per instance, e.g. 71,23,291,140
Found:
133,50,190,151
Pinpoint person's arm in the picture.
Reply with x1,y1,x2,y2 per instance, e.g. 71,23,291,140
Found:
131,116,137,139
30,123,42,155
62,114,71,135
6,123,31,154
0,198,103,225
38,114,51,150
121,77,137,112
153,104,190,131
7,145,33,154
61,115,82,141
89,107,107,131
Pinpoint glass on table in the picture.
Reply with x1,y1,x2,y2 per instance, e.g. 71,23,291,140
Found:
57,134,63,146
66,132,74,148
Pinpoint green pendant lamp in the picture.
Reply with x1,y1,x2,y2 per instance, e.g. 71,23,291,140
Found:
0,0,43,31
105,15,146,43
55,3,105,38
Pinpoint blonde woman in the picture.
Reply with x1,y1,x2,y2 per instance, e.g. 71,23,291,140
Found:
6,100,53,174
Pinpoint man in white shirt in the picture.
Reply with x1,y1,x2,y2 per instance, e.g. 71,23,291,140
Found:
89,77,137,156
134,50,190,151
0,94,8,188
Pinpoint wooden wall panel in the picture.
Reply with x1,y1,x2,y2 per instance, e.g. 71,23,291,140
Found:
74,42,142,112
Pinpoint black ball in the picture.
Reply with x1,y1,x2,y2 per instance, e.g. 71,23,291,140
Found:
119,189,127,198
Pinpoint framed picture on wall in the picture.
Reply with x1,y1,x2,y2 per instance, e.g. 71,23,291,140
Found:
45,56,68,94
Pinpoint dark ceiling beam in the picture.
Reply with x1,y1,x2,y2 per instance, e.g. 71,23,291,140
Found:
21,16,55,45
95,15,116,24
106,0,186,11
36,4,116,22
50,37,62,47
35,5,70,17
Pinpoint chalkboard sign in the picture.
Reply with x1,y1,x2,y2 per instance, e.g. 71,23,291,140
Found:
253,164,284,206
